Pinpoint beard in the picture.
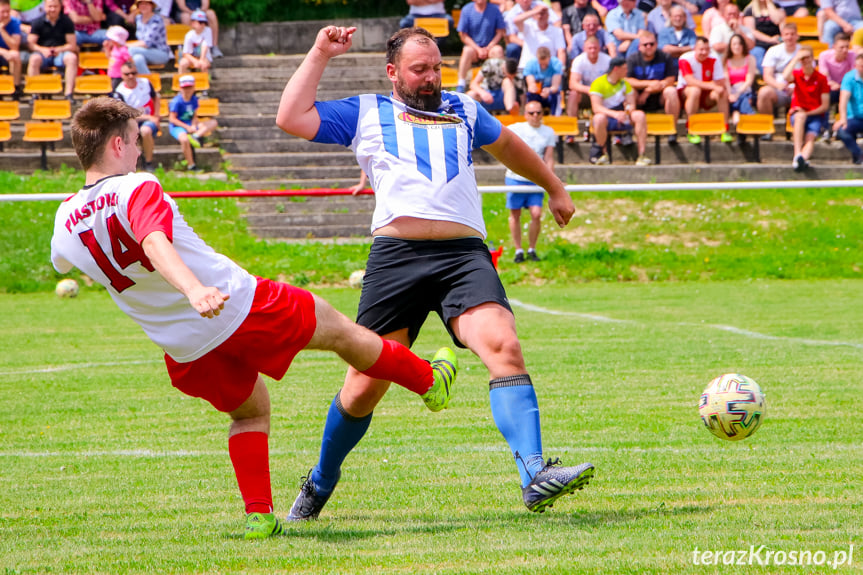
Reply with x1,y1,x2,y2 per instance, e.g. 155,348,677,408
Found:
395,76,442,112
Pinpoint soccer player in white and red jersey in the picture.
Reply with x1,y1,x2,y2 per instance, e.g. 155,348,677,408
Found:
50,97,458,540
677,36,732,144
276,25,595,520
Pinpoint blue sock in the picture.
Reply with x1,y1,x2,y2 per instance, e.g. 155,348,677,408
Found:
489,375,545,487
310,391,372,496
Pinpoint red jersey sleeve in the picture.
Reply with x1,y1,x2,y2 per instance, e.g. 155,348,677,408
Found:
128,180,174,243
679,57,693,78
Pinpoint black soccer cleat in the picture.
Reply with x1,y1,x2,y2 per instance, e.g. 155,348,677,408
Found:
522,459,594,513
286,470,339,521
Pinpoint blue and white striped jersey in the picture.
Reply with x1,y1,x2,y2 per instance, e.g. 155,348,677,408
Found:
313,91,503,237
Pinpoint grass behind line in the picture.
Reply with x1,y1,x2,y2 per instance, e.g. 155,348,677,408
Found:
1,282,862,573
3,171,863,293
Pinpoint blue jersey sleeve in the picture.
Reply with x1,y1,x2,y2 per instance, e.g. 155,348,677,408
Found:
312,97,361,147
473,101,503,148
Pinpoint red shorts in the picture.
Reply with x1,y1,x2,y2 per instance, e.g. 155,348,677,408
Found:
678,86,716,112
164,277,317,413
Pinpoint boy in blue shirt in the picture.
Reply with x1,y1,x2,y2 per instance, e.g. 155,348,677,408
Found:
168,74,217,171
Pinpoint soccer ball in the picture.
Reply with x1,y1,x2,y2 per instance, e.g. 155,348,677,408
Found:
698,373,766,441
348,269,365,289
55,278,79,298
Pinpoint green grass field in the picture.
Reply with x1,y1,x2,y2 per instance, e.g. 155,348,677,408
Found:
2,281,862,574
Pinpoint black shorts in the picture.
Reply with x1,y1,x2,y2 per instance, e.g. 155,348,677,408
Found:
357,236,512,348
642,92,663,112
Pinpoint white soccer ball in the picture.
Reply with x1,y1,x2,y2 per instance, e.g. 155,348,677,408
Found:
55,278,79,298
348,269,365,289
698,373,766,441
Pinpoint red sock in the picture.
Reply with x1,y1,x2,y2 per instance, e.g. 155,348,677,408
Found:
228,431,273,515
360,339,434,395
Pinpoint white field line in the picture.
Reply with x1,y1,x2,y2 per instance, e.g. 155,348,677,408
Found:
0,359,162,376
509,299,863,350
1,443,862,458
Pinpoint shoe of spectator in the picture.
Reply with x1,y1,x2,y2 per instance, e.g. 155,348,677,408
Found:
793,155,809,172
687,133,702,145
667,134,677,145
595,154,610,165
211,46,224,58
188,163,202,172
514,251,525,263
720,132,734,143
854,157,863,165
588,144,603,164
65,94,76,104
612,135,622,146
455,84,466,93
188,134,202,149
635,155,652,166
620,133,633,146
527,250,540,262
564,135,575,144
760,133,773,142
582,130,590,142
142,161,155,173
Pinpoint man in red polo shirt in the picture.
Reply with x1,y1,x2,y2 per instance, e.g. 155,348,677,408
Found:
784,45,830,171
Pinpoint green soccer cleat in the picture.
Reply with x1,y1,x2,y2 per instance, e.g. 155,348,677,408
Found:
244,512,286,540
422,347,457,412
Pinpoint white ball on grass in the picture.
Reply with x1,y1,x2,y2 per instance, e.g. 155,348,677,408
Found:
55,278,79,298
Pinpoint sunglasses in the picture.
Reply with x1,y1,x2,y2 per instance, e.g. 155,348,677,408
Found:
122,71,137,76
526,111,543,116
641,42,655,46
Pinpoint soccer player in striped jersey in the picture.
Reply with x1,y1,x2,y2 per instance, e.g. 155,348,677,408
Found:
50,97,458,540
277,25,595,518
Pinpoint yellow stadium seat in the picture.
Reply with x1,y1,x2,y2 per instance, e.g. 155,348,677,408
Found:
736,113,775,162
141,72,162,92
166,23,191,46
787,16,818,38
79,52,109,70
31,98,72,120
74,74,113,96
171,71,210,92
0,120,10,151
645,113,677,164
0,75,15,95
415,17,450,38
542,115,580,162
0,100,20,121
24,74,63,96
688,112,726,163
197,98,220,118
495,114,525,126
24,121,64,170
441,67,459,88
160,99,169,117
452,9,460,27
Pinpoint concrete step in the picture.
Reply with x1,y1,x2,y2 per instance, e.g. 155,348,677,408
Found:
247,224,372,239
220,138,338,154
242,195,375,214
240,178,368,190
214,89,378,104
225,151,359,168
0,147,221,173
244,212,373,227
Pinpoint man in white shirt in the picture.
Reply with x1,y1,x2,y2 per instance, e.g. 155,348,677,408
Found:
505,100,557,263
756,22,801,138
568,35,611,120
514,3,567,69
708,3,755,55
505,0,561,61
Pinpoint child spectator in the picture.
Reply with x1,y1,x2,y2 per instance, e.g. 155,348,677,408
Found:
169,74,217,171
467,45,521,114
104,24,130,90
178,9,212,73
174,0,221,57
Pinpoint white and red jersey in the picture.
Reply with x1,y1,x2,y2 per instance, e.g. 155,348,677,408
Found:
677,51,725,89
114,77,157,116
50,173,257,362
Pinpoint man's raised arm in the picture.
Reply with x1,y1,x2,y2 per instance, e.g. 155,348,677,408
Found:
276,25,357,141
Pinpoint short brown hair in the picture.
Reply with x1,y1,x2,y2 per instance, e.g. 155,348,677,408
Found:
71,97,140,170
386,27,436,66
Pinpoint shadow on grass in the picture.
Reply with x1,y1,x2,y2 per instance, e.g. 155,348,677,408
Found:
242,504,714,543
